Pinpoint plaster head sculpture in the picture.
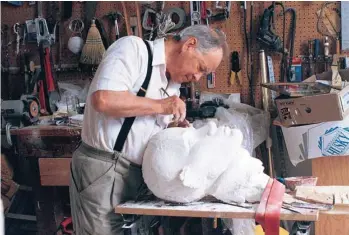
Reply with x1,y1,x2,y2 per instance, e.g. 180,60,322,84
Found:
142,121,270,204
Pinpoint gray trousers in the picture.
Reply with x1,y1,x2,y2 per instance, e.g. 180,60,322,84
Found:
69,142,153,235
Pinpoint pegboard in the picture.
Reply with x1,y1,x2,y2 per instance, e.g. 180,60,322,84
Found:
1,1,347,107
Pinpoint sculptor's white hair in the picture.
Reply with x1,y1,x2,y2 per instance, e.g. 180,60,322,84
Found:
175,25,228,56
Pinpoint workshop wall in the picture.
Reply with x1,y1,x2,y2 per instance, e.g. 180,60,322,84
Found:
1,1,346,107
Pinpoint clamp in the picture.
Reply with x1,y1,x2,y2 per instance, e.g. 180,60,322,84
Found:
255,178,285,235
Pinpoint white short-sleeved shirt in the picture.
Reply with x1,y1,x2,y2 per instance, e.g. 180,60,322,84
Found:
81,36,181,165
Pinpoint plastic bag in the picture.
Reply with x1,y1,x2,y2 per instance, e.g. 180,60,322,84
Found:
56,81,90,113
212,100,269,155
215,107,253,154
193,94,270,154
226,102,270,149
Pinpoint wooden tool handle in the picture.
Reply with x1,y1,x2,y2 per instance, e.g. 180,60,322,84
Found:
135,2,143,38
336,38,341,55
121,1,131,36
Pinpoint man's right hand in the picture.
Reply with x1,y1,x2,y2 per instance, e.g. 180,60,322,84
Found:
159,96,186,122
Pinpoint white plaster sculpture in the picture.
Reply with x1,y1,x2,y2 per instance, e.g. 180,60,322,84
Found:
142,121,270,205
142,121,270,234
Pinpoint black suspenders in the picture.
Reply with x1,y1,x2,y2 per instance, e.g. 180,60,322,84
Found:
113,40,154,152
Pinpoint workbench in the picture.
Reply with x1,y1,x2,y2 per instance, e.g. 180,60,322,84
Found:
115,199,319,221
9,124,349,235
10,125,81,235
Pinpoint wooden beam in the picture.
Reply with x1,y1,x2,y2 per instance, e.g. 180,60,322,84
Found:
38,158,71,186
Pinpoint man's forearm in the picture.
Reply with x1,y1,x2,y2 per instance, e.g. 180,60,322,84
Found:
91,90,163,118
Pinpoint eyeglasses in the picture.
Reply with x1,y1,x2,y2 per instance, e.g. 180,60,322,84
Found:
194,51,210,77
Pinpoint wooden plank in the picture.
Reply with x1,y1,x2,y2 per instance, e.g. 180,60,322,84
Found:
38,158,71,186
296,186,349,206
295,186,334,205
312,156,349,235
115,200,319,221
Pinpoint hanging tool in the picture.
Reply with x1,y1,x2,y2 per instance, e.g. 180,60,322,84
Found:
284,7,297,81
201,1,209,25
166,7,186,30
1,25,11,100
105,12,122,41
121,1,131,36
257,3,284,53
207,72,216,89
47,2,60,45
189,1,202,109
190,1,202,25
38,42,60,114
35,1,60,114
267,56,276,101
230,51,241,86
13,23,21,55
211,1,231,21
324,36,330,71
67,19,84,54
34,1,55,46
142,8,157,40
313,39,320,74
135,2,143,38
308,40,314,77
316,2,341,52
242,1,254,106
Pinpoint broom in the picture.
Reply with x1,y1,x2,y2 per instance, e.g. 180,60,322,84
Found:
80,18,106,65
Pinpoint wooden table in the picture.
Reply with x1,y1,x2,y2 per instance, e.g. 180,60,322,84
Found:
10,125,81,235
115,199,319,221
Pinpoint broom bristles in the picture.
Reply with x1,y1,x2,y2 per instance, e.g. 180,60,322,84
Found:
80,20,106,65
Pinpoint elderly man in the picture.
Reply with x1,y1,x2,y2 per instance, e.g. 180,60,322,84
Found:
69,24,228,235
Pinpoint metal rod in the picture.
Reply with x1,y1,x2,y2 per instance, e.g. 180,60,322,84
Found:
259,50,274,178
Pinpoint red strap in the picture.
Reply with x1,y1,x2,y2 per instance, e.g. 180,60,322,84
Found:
38,80,47,112
264,179,285,234
256,178,273,228
255,178,285,235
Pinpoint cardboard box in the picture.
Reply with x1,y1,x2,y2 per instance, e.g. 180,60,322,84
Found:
275,85,349,126
274,70,349,126
281,116,349,166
